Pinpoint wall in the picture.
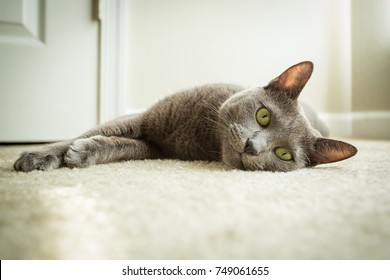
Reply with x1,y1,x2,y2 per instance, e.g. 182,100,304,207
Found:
126,0,390,139
350,0,390,139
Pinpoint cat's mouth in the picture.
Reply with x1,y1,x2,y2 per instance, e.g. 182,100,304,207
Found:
240,153,267,171
236,154,246,170
232,145,268,171
223,145,254,171
227,135,268,171
221,144,244,170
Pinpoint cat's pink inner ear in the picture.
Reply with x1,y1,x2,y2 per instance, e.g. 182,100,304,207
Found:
309,138,358,166
266,61,313,99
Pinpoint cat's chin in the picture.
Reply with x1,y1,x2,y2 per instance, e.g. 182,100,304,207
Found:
241,154,267,171
222,152,245,170
224,155,265,171
222,145,256,171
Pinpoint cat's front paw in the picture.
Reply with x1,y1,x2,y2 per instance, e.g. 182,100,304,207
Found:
64,137,100,168
14,151,61,172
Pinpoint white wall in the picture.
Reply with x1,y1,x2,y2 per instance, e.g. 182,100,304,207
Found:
126,0,390,139
127,0,351,112
350,0,390,139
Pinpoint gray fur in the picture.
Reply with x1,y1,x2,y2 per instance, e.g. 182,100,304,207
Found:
14,61,357,172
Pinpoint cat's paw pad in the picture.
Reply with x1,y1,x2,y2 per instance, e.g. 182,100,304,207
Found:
64,137,100,168
14,151,60,172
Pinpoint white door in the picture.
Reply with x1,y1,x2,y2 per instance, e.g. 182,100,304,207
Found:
0,0,99,142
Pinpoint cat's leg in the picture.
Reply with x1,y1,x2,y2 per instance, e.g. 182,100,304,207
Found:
14,114,145,172
80,113,144,139
299,102,329,137
64,135,161,168
14,140,73,172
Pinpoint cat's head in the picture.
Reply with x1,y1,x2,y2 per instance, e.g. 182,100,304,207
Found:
218,61,357,171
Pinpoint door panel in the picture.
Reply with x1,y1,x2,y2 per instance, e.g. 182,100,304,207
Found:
0,0,23,23
0,0,99,142
0,0,44,45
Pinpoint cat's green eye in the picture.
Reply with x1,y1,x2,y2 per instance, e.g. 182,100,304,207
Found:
256,107,271,127
275,147,293,161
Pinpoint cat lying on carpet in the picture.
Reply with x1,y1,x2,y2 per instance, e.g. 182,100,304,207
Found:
14,61,357,172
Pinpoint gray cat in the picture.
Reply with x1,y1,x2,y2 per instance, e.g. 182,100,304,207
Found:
14,61,357,172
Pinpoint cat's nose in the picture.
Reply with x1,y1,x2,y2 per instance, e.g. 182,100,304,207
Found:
244,138,260,156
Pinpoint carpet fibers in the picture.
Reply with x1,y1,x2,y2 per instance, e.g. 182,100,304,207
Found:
0,139,389,259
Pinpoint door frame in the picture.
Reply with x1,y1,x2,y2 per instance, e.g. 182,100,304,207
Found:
98,0,128,124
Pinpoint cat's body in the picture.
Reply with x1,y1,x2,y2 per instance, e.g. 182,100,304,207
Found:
14,61,357,172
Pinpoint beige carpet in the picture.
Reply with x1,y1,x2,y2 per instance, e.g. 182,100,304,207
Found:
0,139,389,259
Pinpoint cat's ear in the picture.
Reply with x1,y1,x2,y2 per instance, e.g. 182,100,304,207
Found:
308,138,358,166
265,61,313,99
